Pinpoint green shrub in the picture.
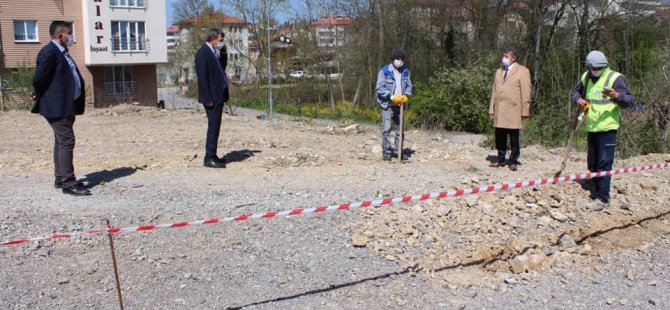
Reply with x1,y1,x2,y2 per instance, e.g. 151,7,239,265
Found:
410,65,493,133
1,65,35,111
238,99,381,124
619,118,668,158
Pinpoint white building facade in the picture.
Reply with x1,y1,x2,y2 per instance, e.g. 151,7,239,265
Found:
82,0,167,105
0,0,167,106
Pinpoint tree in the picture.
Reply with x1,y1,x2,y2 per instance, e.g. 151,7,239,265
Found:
174,0,214,22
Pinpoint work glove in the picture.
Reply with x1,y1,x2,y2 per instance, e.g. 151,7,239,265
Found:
577,102,590,122
400,95,409,105
391,95,403,105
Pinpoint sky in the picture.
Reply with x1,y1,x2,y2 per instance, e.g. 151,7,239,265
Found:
166,0,297,26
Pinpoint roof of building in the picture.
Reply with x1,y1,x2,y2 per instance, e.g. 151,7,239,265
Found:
177,12,247,26
167,26,180,33
310,16,353,27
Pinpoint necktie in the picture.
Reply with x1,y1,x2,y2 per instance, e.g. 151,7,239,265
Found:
503,68,508,79
62,50,81,100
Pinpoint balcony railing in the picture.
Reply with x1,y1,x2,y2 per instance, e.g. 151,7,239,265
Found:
104,81,136,97
110,0,148,9
111,37,149,53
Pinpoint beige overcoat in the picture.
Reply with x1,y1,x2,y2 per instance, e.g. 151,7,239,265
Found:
488,64,532,129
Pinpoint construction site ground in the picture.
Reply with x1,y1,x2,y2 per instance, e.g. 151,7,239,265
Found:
0,103,668,309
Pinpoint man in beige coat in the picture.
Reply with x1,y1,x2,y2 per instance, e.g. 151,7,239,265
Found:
488,48,532,171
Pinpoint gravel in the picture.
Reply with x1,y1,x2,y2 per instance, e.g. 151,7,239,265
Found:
1,99,669,309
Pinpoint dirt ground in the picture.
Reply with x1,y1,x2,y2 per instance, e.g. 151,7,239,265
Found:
0,104,669,309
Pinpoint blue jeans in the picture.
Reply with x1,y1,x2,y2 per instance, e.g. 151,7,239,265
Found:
587,130,617,202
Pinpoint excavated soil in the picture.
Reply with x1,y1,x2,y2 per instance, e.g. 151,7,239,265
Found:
0,104,669,309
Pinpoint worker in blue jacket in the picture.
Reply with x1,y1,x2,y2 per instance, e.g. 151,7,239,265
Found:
375,49,412,161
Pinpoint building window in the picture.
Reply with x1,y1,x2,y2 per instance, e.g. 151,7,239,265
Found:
105,66,135,96
110,0,146,8
13,20,38,42
111,21,146,52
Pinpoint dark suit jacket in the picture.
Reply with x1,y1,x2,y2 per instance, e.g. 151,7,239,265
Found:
195,43,229,106
31,41,85,117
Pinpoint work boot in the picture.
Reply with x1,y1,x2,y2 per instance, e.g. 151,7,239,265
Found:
383,153,391,161
586,199,609,211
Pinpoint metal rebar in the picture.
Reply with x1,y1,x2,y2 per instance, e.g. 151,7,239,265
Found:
106,219,125,310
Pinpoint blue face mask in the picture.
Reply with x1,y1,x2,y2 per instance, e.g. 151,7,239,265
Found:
590,69,603,77
501,57,511,67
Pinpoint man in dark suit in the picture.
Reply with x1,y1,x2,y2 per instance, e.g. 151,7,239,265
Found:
31,21,90,196
195,28,229,168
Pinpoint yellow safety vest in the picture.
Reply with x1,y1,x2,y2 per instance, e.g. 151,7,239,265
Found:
580,68,622,132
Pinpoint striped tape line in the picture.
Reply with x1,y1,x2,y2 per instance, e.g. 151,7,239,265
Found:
1,163,668,246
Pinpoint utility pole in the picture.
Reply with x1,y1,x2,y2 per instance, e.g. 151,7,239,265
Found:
323,1,346,110
0,73,4,109
267,9,273,119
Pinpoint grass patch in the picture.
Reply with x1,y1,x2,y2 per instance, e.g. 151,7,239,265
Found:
237,99,387,125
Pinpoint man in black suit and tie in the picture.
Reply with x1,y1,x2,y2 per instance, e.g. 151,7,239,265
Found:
195,28,229,168
31,21,90,196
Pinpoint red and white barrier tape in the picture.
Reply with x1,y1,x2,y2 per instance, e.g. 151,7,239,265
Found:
1,163,668,247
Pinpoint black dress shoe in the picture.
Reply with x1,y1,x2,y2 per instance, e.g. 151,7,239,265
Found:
55,180,84,189
62,185,91,196
204,159,226,168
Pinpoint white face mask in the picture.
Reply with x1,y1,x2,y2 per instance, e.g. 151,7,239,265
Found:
501,57,511,67
215,42,225,50
393,59,404,68
590,69,603,77
59,33,74,47
66,35,75,47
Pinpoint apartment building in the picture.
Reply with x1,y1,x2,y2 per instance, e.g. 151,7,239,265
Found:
166,25,180,55
0,0,167,106
310,16,352,48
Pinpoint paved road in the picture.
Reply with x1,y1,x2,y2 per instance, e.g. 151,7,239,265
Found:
157,87,200,110
158,87,265,118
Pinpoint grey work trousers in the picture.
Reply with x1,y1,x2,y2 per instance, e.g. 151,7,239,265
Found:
46,116,77,188
381,105,403,154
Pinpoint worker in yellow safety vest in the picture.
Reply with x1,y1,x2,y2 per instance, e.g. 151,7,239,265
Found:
571,51,634,210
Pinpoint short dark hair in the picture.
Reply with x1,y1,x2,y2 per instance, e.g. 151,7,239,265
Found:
50,21,71,38
503,47,519,59
205,28,223,42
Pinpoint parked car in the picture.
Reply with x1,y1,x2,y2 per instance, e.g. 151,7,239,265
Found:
316,72,342,81
289,71,305,78
328,73,342,80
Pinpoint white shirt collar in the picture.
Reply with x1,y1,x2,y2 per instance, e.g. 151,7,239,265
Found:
52,40,66,52
206,42,216,53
